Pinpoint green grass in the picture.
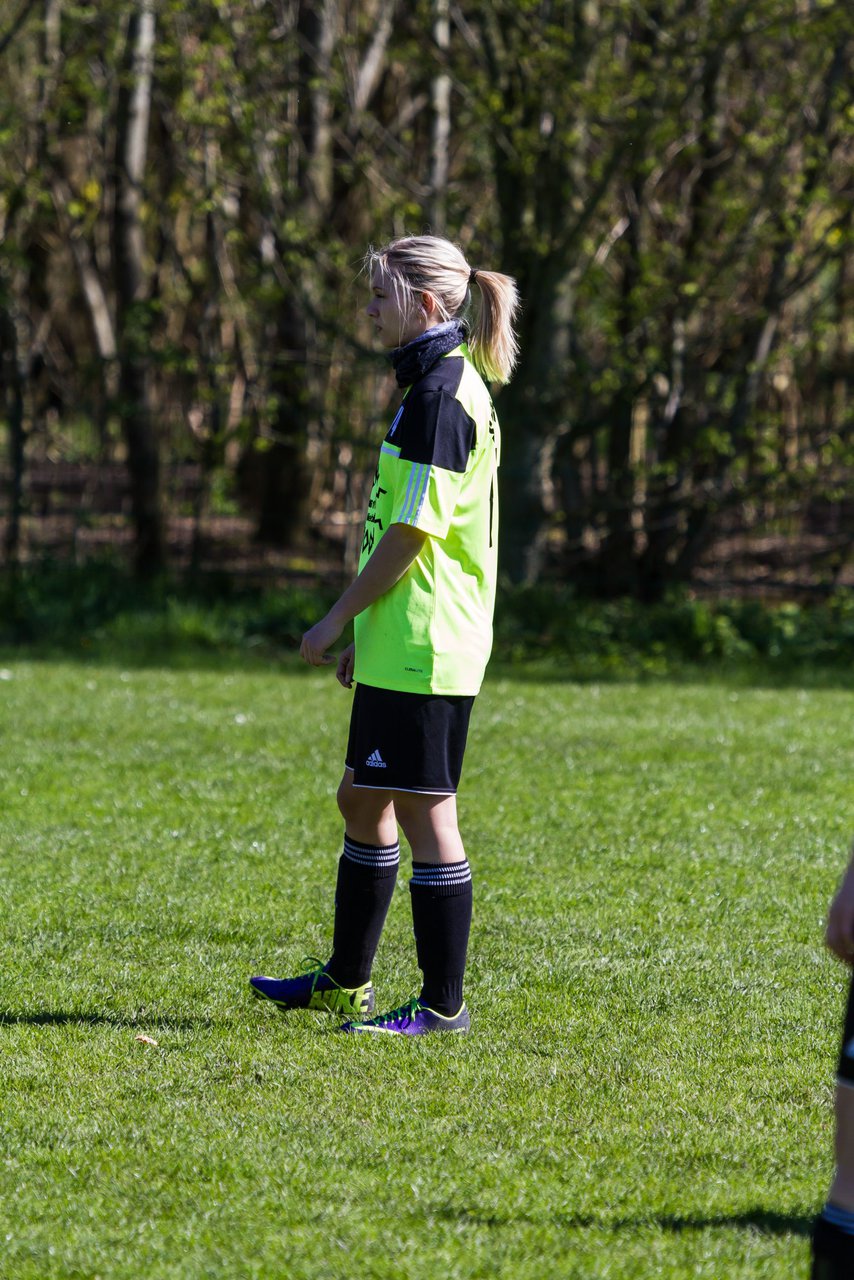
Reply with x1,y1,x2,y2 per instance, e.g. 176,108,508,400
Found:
0,658,851,1278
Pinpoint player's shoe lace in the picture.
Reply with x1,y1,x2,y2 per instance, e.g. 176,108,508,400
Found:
339,996,470,1035
249,957,374,1017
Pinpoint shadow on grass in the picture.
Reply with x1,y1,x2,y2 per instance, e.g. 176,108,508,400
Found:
0,1010,211,1031
437,1205,814,1237
630,1209,813,1238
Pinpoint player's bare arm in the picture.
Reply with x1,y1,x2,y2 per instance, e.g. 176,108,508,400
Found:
299,523,429,668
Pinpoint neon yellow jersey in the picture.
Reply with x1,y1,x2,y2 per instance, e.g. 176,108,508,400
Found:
353,343,500,695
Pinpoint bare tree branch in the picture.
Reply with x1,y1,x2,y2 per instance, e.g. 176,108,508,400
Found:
352,0,396,112
0,0,38,60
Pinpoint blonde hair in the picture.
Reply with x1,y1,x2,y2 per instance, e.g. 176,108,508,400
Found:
366,235,520,384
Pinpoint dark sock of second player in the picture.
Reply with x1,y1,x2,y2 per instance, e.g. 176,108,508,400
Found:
812,1211,854,1280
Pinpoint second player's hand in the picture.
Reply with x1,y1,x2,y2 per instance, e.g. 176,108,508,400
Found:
827,865,854,964
300,614,343,667
336,642,355,688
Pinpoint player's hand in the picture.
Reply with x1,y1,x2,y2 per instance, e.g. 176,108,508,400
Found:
300,614,343,667
826,868,854,964
336,643,355,689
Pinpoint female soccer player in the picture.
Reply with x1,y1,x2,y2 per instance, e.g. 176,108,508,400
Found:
812,841,854,1278
250,234,519,1034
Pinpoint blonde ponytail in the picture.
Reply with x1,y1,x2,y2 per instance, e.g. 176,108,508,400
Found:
366,235,520,384
467,268,520,385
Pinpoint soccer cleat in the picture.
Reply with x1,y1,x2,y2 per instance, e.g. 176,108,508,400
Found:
339,996,470,1036
250,957,374,1018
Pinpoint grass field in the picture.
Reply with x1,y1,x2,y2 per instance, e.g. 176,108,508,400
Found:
0,657,852,1279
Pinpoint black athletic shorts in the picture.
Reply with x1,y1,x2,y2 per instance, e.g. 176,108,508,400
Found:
345,683,475,794
838,971,854,1085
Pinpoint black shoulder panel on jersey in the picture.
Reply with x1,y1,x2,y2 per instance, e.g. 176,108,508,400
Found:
416,355,465,398
397,388,475,473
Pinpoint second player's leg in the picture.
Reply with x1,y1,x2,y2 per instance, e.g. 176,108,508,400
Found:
812,975,854,1278
830,1084,854,1209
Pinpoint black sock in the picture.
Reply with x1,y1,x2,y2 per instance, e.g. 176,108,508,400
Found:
409,860,472,1016
326,834,399,988
812,1209,854,1280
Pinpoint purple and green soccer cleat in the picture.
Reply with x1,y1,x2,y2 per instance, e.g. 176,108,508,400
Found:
339,996,470,1036
250,958,374,1018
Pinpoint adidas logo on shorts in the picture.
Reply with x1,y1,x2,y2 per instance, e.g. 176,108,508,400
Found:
366,749,387,768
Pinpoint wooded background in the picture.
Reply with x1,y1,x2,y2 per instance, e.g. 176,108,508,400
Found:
1,0,851,600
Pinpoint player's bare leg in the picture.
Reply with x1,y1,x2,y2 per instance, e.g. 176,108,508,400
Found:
336,768,397,846
392,792,465,864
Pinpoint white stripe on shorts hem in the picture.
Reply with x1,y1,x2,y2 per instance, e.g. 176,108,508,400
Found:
343,766,456,796
351,782,456,796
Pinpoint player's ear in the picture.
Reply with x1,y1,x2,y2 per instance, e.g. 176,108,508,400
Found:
420,291,440,320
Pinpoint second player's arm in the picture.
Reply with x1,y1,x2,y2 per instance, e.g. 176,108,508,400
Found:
827,841,854,965
300,523,429,666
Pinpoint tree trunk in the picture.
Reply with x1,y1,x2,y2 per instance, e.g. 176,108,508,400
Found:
114,0,163,577
496,374,552,585
298,0,339,216
257,293,313,547
596,190,641,596
0,302,26,567
430,0,451,232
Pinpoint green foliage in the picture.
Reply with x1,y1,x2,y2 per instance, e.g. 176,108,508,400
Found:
494,586,854,675
0,562,339,656
0,564,852,679
481,0,852,586
0,0,850,594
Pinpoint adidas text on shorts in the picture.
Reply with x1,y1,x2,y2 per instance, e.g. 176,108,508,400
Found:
345,683,474,795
